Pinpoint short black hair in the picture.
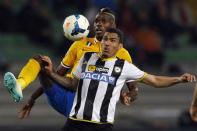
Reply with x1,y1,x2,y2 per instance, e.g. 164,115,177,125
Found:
99,7,115,21
105,28,124,44
99,7,114,14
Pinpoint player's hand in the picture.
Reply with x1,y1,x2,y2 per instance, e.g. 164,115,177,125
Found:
190,105,197,122
180,73,196,83
120,88,138,106
41,56,53,74
18,99,35,119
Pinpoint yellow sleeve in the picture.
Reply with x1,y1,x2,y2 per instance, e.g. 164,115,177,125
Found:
61,41,80,68
116,48,132,63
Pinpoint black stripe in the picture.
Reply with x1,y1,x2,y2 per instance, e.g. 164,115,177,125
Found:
86,41,89,46
100,59,125,123
86,41,92,46
72,52,92,118
83,58,105,120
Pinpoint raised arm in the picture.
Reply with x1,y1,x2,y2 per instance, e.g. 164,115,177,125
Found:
49,71,78,91
18,58,72,119
142,73,196,88
42,56,78,91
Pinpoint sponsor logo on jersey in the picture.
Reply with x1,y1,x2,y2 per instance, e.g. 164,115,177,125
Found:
114,66,121,73
83,61,88,65
81,72,115,85
88,65,109,73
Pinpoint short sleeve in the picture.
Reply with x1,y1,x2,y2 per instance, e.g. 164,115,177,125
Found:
61,41,79,68
72,55,84,79
122,61,146,82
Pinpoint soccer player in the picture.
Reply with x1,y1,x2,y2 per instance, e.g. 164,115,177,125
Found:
42,28,196,131
4,8,137,118
190,83,197,122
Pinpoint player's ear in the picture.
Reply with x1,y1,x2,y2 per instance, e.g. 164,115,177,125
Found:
112,23,116,28
120,43,123,48
119,43,123,48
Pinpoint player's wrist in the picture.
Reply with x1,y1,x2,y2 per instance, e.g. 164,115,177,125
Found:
28,97,35,106
174,77,182,83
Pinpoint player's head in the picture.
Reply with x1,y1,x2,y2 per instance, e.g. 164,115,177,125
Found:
94,8,116,41
101,28,123,58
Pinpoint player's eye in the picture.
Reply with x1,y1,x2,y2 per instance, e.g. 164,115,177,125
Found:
101,18,107,23
102,37,108,41
110,39,117,42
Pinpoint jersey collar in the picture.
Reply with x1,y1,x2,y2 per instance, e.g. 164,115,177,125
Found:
97,53,117,61
94,37,100,44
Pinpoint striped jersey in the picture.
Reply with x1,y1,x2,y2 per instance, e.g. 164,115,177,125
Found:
70,52,146,124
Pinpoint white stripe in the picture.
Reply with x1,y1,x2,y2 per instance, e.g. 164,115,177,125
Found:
92,81,108,121
69,90,78,117
107,61,126,123
87,42,91,46
107,78,125,122
76,53,99,119
76,79,91,119
60,62,70,69
92,60,116,122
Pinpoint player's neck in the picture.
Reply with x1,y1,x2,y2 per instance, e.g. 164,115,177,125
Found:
98,52,116,60
95,36,102,41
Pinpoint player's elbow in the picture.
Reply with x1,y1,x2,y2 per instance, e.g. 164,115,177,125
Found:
143,75,162,88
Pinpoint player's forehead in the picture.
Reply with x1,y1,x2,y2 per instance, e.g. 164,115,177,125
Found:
103,32,119,40
95,13,113,22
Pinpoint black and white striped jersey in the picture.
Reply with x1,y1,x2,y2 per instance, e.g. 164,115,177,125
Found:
70,52,146,124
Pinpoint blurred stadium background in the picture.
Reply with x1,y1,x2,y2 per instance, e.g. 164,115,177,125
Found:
0,0,197,130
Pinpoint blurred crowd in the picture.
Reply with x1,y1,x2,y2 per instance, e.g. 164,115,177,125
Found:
1,0,197,72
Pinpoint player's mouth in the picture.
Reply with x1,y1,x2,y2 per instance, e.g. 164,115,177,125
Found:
103,48,109,53
95,28,103,34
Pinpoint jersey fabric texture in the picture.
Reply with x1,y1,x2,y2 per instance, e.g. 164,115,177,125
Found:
70,52,145,124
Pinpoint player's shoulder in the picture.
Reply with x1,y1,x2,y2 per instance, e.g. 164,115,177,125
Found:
71,37,95,47
116,47,132,63
116,47,130,57
118,47,129,54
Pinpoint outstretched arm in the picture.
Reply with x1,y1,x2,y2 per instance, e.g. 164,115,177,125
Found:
142,73,196,88
190,83,197,122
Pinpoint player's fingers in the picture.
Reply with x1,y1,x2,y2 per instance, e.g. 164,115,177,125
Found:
25,109,31,118
125,96,131,105
124,99,130,106
122,90,126,95
188,75,195,82
23,110,29,119
41,56,49,59
41,57,49,62
19,106,30,119
192,75,196,82
42,56,51,62
18,105,27,114
186,74,191,82
18,110,26,119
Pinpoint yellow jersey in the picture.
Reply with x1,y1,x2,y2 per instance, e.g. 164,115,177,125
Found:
61,37,132,77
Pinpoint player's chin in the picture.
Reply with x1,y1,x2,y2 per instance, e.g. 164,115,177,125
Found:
95,32,104,39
